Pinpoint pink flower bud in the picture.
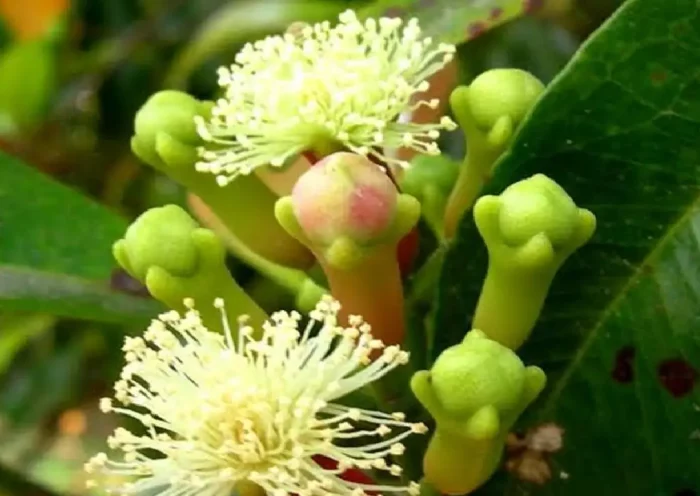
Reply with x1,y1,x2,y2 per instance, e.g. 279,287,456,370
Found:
291,152,397,245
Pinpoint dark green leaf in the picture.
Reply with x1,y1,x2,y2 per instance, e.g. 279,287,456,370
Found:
435,0,700,493
0,152,163,322
0,266,163,324
0,151,124,278
358,0,534,45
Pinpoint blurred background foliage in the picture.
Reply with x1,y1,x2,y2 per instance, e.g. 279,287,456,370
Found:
0,0,622,494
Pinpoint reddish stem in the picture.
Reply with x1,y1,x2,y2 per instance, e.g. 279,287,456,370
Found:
321,246,406,346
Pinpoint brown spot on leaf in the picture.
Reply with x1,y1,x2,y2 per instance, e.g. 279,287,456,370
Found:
658,358,698,398
467,21,487,38
489,7,503,20
505,423,565,485
612,346,636,383
650,70,668,85
675,490,696,496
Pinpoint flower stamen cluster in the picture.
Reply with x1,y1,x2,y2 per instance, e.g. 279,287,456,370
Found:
85,296,426,495
195,10,457,185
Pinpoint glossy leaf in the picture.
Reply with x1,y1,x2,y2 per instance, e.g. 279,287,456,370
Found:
0,152,163,322
435,0,700,493
0,151,123,278
0,266,163,324
358,0,538,45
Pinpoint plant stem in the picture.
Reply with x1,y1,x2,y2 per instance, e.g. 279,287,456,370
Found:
322,245,406,346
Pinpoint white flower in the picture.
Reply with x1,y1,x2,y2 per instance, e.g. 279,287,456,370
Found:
195,9,457,186
85,296,426,496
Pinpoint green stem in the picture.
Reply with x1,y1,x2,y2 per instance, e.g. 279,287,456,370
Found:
423,428,505,495
146,258,268,336
472,263,556,350
443,140,503,239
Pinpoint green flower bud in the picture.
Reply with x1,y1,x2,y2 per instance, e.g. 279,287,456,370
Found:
131,90,314,270
467,69,545,132
113,205,267,333
411,330,546,495
430,331,527,416
401,155,459,197
134,90,210,151
118,205,199,281
473,174,596,349
443,69,545,239
498,174,579,248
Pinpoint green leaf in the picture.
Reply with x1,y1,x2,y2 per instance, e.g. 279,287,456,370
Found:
358,0,534,45
0,151,124,278
435,0,700,493
0,152,163,323
0,266,164,324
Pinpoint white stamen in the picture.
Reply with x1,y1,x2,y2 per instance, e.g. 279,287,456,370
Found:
196,9,457,183
86,295,423,495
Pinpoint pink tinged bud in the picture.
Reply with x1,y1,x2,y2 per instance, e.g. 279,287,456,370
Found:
291,152,397,245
